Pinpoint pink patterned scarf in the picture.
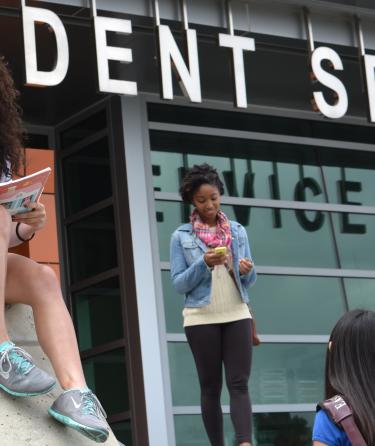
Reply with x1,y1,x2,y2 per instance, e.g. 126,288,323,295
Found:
190,209,232,248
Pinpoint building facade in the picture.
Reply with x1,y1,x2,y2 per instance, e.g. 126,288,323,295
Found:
1,0,375,445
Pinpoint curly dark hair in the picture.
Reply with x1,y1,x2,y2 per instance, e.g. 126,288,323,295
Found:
179,163,225,203
0,57,24,177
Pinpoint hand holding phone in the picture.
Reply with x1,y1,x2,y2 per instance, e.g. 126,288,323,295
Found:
204,246,227,267
214,246,227,255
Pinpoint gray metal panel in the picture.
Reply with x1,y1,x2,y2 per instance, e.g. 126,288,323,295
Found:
41,0,375,48
120,96,175,446
172,403,316,414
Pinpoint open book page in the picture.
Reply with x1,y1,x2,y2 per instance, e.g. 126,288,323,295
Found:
0,167,51,216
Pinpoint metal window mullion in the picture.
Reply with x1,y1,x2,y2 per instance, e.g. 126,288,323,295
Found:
172,403,316,415
149,121,375,153
166,333,329,343
155,192,375,215
160,261,375,278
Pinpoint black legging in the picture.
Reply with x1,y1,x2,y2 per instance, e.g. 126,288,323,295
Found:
185,318,253,446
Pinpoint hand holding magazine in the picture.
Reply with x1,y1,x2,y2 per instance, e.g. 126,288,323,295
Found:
0,167,51,216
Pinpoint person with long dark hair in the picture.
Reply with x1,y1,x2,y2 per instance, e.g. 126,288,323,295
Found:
0,57,110,443
170,163,257,446
313,309,375,445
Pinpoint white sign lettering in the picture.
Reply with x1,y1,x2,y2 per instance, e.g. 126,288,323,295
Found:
218,34,256,108
20,5,375,123
94,16,137,96
158,25,201,102
21,3,69,86
311,47,348,119
363,54,375,123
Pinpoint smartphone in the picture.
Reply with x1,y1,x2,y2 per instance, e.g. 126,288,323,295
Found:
214,246,227,255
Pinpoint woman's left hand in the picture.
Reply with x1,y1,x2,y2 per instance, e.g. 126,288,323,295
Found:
13,202,47,232
239,258,253,275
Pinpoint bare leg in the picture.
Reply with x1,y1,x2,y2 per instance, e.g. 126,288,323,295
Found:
0,207,12,343
5,253,86,390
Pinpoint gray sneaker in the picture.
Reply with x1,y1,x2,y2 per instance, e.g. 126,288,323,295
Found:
49,388,110,443
0,341,56,397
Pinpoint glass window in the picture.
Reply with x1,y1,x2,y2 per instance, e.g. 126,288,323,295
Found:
62,136,112,216
244,275,344,335
162,273,344,335
332,213,375,270
73,277,124,351
111,421,133,445
60,109,107,149
83,349,129,416
174,412,315,446
168,343,326,406
159,201,338,268
162,270,184,333
67,206,118,283
151,142,326,202
254,412,315,446
345,278,375,311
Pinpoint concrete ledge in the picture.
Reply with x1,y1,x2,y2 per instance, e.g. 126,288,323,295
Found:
2,304,120,446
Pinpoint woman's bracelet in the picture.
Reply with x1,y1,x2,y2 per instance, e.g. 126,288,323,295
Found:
15,222,35,243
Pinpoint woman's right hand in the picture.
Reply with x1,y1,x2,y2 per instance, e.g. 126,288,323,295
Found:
204,249,227,267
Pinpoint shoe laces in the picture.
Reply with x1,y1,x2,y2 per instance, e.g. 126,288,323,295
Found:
0,345,35,376
81,391,107,420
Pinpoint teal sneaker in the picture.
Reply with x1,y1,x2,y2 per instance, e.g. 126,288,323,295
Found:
49,388,110,443
0,341,56,397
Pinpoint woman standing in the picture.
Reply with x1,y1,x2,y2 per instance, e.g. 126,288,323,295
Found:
170,163,257,446
313,309,375,446
0,57,109,443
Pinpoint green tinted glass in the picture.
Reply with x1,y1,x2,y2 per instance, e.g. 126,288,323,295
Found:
174,412,315,446
83,349,129,416
67,206,118,283
62,136,112,216
158,201,338,268
168,343,325,406
73,277,123,351
162,270,184,333
162,273,344,335
345,278,375,310
331,213,375,270
151,149,326,202
110,420,133,445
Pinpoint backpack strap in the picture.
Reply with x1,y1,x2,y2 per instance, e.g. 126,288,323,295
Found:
318,395,367,446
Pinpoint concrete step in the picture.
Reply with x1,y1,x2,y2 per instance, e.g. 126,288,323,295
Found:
1,304,120,446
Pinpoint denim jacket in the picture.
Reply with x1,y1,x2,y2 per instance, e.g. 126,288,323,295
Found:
170,221,256,307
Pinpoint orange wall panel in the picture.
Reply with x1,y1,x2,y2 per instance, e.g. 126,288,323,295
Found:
45,263,61,282
28,194,59,264
25,148,55,194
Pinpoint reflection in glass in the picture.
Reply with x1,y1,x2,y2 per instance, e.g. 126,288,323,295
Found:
157,201,338,268
63,136,112,216
111,420,133,445
61,109,107,148
332,213,375,270
174,412,315,446
345,278,375,311
67,206,118,283
151,147,326,203
162,271,184,333
162,272,344,335
73,277,123,351
168,343,325,406
83,349,129,416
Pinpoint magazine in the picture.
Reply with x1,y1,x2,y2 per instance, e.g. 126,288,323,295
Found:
0,167,51,216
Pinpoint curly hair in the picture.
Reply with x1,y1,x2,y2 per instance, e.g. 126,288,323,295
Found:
179,163,225,203
0,57,24,177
